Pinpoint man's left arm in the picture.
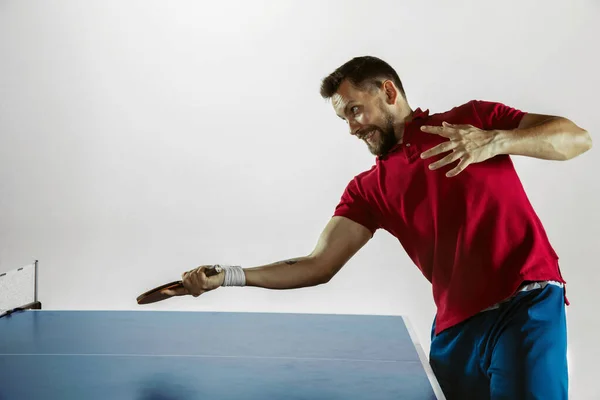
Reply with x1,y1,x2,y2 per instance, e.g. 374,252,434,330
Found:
420,106,592,177
493,113,592,161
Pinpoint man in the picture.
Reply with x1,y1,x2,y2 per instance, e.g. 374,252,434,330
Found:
166,56,592,399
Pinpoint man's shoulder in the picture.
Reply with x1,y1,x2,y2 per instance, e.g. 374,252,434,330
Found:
428,100,482,120
425,99,513,128
432,99,518,117
344,164,378,189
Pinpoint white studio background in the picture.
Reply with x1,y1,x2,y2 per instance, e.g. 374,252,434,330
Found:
1,0,598,398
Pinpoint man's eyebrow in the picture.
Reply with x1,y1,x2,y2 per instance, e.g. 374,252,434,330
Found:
340,101,356,119
334,101,348,120
333,96,355,120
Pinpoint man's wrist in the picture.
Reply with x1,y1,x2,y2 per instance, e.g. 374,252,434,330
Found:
215,265,246,287
490,129,516,157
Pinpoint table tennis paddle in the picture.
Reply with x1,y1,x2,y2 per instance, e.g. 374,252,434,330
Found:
136,266,222,305
136,281,183,305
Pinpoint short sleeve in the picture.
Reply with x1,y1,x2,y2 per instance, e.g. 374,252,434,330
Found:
333,178,379,236
472,100,526,131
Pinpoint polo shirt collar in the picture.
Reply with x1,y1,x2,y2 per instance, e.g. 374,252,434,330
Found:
377,107,430,160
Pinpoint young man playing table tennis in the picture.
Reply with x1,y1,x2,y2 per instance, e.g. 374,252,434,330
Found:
165,56,591,399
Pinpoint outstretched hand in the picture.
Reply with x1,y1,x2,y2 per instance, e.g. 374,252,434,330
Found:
419,122,499,177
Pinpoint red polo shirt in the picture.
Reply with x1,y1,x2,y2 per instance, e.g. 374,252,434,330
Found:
333,100,566,335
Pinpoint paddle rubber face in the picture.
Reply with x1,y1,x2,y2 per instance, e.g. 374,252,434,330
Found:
136,281,183,305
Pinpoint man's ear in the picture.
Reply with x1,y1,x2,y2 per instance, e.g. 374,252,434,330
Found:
382,80,398,105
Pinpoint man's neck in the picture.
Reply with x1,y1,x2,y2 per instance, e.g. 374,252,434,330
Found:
393,108,414,144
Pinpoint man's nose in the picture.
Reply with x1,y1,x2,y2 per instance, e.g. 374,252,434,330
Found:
349,121,361,136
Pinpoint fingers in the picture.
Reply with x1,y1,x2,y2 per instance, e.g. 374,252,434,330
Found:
182,269,201,297
162,286,189,297
442,121,472,129
205,265,222,277
420,122,475,137
420,121,480,176
420,125,453,137
428,151,462,170
424,150,471,176
446,157,471,177
181,266,220,297
420,122,457,138
420,141,457,159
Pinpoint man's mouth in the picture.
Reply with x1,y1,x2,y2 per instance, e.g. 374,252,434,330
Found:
362,130,376,143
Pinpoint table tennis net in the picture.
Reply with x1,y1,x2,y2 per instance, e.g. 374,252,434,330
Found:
0,261,40,318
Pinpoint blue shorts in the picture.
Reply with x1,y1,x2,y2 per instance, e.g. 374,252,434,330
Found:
429,283,568,400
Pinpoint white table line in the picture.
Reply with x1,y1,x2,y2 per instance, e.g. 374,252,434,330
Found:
0,353,421,363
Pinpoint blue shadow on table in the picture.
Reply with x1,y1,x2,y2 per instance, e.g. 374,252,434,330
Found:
136,374,195,400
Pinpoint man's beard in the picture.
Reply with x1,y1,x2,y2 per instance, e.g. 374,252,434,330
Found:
365,112,397,157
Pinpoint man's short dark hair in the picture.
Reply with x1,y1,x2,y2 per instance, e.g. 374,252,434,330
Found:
320,56,406,99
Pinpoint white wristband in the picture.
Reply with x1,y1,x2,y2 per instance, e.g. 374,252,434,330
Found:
215,265,245,287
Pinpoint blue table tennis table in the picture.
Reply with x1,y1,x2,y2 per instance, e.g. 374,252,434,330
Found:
0,310,445,399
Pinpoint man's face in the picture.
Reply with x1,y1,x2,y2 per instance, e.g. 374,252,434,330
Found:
332,80,398,157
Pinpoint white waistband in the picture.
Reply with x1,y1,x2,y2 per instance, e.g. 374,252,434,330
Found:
481,281,564,312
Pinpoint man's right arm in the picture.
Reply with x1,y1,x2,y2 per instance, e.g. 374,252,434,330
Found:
243,216,373,289
169,216,372,297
